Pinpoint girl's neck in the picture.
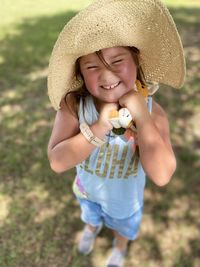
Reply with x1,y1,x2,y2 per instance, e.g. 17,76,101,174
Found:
93,97,102,113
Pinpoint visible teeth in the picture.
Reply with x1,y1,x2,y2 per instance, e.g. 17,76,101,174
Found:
102,82,119,89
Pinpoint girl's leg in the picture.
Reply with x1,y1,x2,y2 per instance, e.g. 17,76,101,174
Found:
78,222,103,255
77,199,103,254
113,230,129,251
106,231,128,267
105,208,143,266
87,224,98,232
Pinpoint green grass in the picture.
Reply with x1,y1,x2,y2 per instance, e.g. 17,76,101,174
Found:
0,1,200,267
164,0,200,7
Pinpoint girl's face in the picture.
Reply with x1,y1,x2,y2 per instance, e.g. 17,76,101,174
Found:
79,46,137,103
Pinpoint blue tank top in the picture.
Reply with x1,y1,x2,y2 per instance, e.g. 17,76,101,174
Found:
73,95,152,219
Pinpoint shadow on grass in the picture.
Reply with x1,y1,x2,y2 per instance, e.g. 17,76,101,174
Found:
0,6,199,267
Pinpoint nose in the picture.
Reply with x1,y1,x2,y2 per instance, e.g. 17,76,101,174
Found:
100,68,118,84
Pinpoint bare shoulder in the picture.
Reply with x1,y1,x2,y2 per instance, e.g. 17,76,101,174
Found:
151,100,169,125
151,100,171,140
48,94,80,151
152,100,167,118
56,94,80,133
59,93,79,116
151,99,175,156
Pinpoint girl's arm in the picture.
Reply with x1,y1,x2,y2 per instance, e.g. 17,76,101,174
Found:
136,100,176,186
119,92,176,186
47,97,115,173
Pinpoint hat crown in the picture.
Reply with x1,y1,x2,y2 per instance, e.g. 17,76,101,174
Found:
48,0,186,110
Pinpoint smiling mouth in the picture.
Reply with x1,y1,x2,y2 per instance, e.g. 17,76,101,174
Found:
101,81,121,90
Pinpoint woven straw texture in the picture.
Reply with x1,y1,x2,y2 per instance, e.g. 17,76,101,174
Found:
48,0,186,110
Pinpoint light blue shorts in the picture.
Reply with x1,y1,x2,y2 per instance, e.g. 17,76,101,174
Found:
77,198,143,240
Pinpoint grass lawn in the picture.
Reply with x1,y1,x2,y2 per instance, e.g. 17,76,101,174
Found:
0,1,200,266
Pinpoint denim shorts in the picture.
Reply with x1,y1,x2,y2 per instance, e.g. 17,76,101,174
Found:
77,198,143,240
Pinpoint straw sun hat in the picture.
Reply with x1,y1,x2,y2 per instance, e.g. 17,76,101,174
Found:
48,0,186,110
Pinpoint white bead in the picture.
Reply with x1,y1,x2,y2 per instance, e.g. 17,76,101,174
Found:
118,108,132,128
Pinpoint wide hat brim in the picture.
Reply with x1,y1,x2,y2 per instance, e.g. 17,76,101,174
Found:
48,0,186,110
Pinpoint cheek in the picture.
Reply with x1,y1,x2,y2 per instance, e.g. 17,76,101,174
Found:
121,62,137,86
82,72,97,90
127,61,137,77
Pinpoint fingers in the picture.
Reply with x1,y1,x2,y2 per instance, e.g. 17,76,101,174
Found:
98,103,119,130
102,102,119,112
119,91,148,123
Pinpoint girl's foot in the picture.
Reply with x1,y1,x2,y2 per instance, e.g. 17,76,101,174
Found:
106,238,127,267
106,247,126,267
78,222,103,255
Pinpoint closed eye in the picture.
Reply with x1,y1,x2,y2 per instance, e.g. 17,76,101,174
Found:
112,59,123,64
87,66,98,69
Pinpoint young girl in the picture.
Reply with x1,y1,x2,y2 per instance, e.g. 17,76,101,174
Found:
47,0,185,266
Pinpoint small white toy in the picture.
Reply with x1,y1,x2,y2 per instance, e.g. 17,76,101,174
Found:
109,108,132,129
108,80,150,134
118,108,133,128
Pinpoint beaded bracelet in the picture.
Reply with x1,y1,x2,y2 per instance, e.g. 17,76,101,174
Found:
80,123,106,147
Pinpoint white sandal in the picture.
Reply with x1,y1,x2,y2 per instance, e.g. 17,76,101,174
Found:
106,247,126,267
78,222,103,255
106,238,127,267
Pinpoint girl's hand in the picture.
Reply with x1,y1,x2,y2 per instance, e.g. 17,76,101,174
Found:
119,90,149,123
97,102,119,131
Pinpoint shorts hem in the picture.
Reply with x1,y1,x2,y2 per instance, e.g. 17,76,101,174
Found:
80,214,102,228
104,223,139,241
